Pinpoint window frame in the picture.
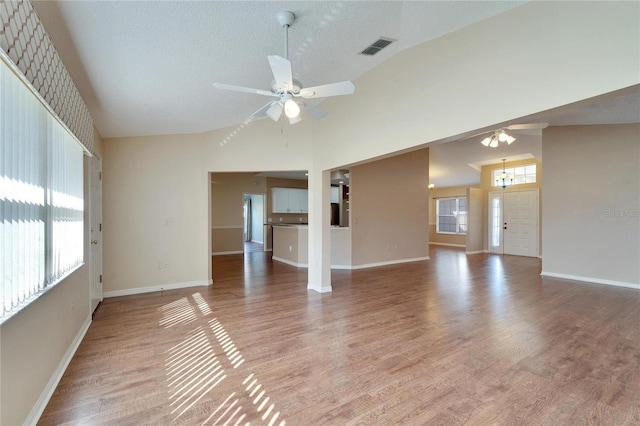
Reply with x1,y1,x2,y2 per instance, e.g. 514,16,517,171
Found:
0,54,87,323
436,197,467,235
493,163,537,188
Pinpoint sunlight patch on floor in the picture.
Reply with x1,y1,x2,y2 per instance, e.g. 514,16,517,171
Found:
161,293,285,424
159,297,198,328
166,326,227,420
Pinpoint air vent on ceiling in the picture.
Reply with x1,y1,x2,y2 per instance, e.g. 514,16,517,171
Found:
359,37,395,56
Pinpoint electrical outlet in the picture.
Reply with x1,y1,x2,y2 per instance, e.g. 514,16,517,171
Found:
159,261,169,269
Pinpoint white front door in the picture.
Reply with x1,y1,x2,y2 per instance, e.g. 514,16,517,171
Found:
489,190,539,257
90,156,103,313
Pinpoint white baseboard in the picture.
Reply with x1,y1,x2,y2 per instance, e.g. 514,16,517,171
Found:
250,239,264,244
273,256,431,270
26,316,92,426
104,279,212,298
429,242,465,248
307,282,332,293
272,256,308,268
465,250,485,255
350,256,430,270
211,250,243,256
540,271,640,290
331,264,352,270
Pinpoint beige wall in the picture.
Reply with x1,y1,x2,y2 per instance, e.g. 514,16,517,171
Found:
272,226,308,265
0,129,103,425
542,124,640,286
351,148,429,266
272,227,351,268
102,134,209,294
466,188,484,253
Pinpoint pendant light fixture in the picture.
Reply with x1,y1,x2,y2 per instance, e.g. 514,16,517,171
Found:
496,159,514,189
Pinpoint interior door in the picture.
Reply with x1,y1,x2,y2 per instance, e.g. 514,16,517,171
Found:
488,190,538,257
90,156,103,313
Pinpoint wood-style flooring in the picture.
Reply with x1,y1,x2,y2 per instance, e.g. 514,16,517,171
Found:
39,247,640,425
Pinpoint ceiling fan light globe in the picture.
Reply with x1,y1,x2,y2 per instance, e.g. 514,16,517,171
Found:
489,138,499,148
498,131,509,142
266,103,283,121
284,98,301,118
288,114,302,125
506,135,516,144
481,137,491,146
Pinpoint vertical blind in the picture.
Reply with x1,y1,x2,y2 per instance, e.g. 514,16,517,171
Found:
0,57,84,320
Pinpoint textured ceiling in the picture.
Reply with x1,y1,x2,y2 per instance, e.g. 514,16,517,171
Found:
32,0,527,138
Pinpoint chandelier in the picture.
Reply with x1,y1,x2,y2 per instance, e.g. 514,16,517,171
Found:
481,130,516,148
496,159,513,189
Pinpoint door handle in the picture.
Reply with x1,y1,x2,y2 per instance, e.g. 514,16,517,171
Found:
91,240,98,245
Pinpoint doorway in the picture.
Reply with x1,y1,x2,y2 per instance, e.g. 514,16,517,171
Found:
243,194,266,252
488,189,539,257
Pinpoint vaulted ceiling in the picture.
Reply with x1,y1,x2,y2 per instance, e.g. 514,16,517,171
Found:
32,1,639,187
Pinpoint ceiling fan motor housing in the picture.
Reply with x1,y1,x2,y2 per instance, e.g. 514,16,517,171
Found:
277,11,295,27
272,78,302,95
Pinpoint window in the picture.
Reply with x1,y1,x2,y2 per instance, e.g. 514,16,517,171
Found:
436,197,467,235
493,163,536,187
0,57,84,321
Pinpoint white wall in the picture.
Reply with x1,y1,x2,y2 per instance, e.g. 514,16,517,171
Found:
542,124,640,287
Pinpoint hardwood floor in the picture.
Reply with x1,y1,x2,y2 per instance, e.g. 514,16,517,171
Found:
244,241,264,253
39,247,640,425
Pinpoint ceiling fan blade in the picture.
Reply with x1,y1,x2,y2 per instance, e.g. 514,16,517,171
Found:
267,55,293,92
298,81,355,99
303,103,328,120
506,123,549,130
251,101,278,120
213,83,276,97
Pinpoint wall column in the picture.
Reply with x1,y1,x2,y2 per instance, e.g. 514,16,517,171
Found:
307,168,332,293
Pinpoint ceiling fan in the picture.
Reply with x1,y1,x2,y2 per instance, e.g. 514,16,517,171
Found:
213,11,355,125
479,123,549,148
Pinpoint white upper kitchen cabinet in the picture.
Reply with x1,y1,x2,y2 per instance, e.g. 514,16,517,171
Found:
272,187,308,213
272,187,290,213
289,188,308,213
